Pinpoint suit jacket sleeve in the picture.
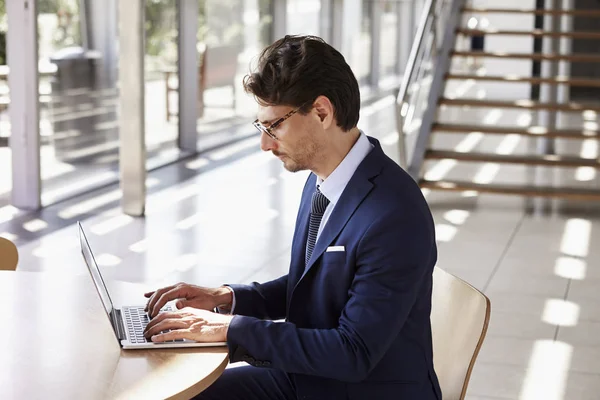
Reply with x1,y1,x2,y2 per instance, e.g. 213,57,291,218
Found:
226,212,436,382
226,275,288,320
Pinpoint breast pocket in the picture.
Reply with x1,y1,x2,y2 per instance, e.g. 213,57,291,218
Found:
321,249,346,264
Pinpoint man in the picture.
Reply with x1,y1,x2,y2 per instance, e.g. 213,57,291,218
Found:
144,35,442,400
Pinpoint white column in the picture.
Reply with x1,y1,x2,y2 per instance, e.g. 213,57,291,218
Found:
320,0,334,43
178,0,199,152
331,0,344,51
397,0,410,75
243,0,261,53
85,0,118,89
7,0,41,210
272,0,287,39
370,0,383,87
333,0,362,69
412,0,423,35
118,0,146,216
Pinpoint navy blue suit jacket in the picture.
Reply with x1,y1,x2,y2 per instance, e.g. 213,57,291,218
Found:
227,137,442,400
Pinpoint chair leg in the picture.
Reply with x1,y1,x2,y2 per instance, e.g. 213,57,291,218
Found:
165,71,171,122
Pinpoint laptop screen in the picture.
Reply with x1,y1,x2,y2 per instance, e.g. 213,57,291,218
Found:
78,222,115,318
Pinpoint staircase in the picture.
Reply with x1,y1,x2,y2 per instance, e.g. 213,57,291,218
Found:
396,2,600,202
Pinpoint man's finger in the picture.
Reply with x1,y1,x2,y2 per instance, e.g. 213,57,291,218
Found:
147,285,180,316
145,311,181,332
144,291,155,298
151,329,192,343
145,285,174,312
150,287,184,318
144,318,190,338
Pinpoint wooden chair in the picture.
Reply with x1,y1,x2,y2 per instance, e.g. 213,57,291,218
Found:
164,43,240,121
431,267,491,400
0,236,18,271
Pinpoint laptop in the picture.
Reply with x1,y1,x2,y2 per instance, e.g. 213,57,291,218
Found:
78,221,227,349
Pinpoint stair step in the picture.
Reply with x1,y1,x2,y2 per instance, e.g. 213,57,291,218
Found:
432,123,599,139
457,28,600,40
420,179,600,201
425,150,600,168
445,74,600,87
452,51,600,63
462,7,600,17
439,98,600,112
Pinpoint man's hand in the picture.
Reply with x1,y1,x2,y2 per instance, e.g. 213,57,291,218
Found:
143,308,233,343
144,282,233,318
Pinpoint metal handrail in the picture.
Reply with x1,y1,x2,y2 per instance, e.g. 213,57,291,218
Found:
395,0,437,169
395,0,467,179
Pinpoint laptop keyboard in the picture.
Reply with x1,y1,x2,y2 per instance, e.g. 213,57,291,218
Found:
123,306,184,344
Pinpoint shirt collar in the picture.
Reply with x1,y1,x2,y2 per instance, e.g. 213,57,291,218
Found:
316,131,373,205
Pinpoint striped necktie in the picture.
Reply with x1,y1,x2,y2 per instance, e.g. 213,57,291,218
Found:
305,187,330,266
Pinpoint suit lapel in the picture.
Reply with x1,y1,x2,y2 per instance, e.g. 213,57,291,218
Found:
287,173,315,302
298,137,386,281
300,178,372,280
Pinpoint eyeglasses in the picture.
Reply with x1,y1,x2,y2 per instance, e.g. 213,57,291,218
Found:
252,101,311,141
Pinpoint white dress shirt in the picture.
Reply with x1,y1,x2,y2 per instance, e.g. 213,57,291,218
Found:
315,131,373,242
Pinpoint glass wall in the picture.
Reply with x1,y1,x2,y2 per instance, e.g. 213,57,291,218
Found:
195,0,273,150
287,0,321,36
37,0,121,205
2,0,412,210
145,0,181,167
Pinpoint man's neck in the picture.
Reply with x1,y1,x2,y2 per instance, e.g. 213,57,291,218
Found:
313,128,361,181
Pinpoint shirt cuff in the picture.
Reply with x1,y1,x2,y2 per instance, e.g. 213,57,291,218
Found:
216,285,236,315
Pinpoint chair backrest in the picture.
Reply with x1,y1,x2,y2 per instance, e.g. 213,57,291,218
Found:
201,44,240,89
431,267,491,400
0,236,19,271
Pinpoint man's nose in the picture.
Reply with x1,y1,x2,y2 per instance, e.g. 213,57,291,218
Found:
260,132,277,152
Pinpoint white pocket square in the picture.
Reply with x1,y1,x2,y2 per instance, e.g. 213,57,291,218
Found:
326,246,345,252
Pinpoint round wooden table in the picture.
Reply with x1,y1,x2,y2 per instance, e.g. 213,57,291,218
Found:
0,271,229,400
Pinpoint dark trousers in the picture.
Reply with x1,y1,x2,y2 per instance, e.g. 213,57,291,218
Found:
193,365,296,400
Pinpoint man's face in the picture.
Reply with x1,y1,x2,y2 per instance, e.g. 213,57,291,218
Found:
256,104,322,173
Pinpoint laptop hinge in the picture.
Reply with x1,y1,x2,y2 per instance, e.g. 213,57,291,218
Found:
111,309,127,341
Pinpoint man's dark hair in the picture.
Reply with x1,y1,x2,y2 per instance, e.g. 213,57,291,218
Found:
243,35,360,132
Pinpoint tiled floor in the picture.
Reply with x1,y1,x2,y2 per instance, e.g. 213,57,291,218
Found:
3,63,600,399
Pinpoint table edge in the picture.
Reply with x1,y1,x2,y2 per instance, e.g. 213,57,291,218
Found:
165,353,229,400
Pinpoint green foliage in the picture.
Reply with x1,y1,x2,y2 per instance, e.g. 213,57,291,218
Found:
145,0,249,58
0,0,66,14
38,0,61,14
197,0,244,46
50,0,81,48
145,0,178,60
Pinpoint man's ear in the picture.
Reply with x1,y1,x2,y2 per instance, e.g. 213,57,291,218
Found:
312,95,334,129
